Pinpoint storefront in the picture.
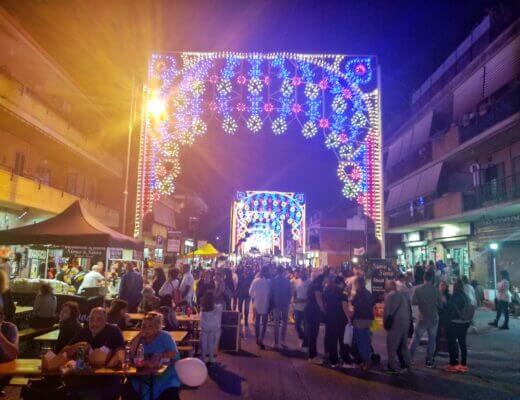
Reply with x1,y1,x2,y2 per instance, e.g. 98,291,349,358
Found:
402,231,428,267
473,214,520,287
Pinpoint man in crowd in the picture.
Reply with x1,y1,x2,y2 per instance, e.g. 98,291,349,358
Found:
409,269,442,368
271,266,292,349
61,307,125,400
292,269,310,349
119,262,143,312
78,264,105,294
249,266,271,350
179,264,195,306
0,304,18,395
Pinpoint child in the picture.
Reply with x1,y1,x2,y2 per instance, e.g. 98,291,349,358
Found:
200,290,223,366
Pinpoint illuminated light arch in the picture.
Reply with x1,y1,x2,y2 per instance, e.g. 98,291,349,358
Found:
135,52,384,255
230,191,306,255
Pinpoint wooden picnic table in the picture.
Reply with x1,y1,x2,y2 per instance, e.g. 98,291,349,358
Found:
128,313,200,323
34,329,188,344
15,306,33,315
0,358,166,400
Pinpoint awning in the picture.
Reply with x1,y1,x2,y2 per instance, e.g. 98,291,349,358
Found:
0,200,143,250
186,243,220,258
385,162,443,211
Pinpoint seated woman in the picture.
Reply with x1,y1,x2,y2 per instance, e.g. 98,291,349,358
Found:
30,283,57,328
124,312,180,400
108,299,132,331
0,304,18,394
157,306,178,331
56,301,82,353
138,286,161,313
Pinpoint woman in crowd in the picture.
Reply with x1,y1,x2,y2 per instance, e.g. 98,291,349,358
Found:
200,291,223,366
489,270,511,330
158,268,181,306
107,299,131,330
224,269,235,310
436,280,451,356
56,301,81,353
0,271,15,322
196,270,215,306
139,286,161,313
151,267,167,296
214,271,231,309
347,276,374,371
30,283,57,328
444,279,471,373
125,312,180,400
324,275,351,368
305,273,326,363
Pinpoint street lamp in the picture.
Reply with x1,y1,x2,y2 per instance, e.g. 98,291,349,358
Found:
352,256,359,264
396,249,403,256
489,242,499,296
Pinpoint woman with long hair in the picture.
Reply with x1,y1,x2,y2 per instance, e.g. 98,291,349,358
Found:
200,291,223,366
56,301,81,353
152,267,167,296
489,270,511,330
107,299,131,330
444,279,471,373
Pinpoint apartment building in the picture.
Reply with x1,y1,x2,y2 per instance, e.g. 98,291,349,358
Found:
384,15,520,287
0,10,123,230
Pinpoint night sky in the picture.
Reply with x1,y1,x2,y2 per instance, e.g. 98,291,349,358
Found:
3,0,501,249
171,0,494,249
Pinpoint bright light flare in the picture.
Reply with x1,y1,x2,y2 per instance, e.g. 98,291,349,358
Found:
148,96,166,118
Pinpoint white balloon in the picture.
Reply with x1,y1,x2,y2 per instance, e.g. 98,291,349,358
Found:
174,357,208,387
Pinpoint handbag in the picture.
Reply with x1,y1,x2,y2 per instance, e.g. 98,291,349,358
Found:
343,322,354,346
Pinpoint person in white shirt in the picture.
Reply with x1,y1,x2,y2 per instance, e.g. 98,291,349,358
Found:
200,291,223,366
292,269,310,348
158,268,181,305
489,270,512,330
78,264,105,294
461,276,477,307
249,266,271,349
179,264,195,305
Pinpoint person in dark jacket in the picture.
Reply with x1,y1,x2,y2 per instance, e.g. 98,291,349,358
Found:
347,276,374,370
107,299,131,331
56,301,82,353
271,266,292,349
236,268,254,327
444,279,471,373
0,270,15,322
119,263,143,312
324,276,351,367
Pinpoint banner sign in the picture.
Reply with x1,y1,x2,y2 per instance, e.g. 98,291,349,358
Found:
62,246,106,259
370,259,396,303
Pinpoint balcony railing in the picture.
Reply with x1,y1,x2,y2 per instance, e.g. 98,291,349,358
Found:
459,85,520,143
387,200,435,229
463,174,520,211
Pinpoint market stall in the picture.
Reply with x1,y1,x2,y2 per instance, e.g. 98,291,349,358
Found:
0,201,143,306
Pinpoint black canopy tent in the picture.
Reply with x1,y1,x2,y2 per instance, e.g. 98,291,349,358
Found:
0,201,143,275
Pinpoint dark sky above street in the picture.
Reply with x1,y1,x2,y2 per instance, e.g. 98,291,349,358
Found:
3,0,505,249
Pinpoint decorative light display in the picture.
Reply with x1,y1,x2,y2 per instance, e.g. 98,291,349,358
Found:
230,191,306,255
135,52,383,249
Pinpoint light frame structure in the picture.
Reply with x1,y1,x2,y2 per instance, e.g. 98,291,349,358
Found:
230,190,306,256
135,52,384,255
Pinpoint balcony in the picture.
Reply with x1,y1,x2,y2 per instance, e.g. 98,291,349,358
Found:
0,71,122,178
0,165,120,228
459,85,520,143
463,174,520,211
387,200,435,229
385,142,432,186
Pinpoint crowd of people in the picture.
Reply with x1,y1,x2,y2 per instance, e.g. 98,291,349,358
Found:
0,253,514,399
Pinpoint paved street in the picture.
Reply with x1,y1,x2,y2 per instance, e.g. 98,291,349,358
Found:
3,310,518,400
